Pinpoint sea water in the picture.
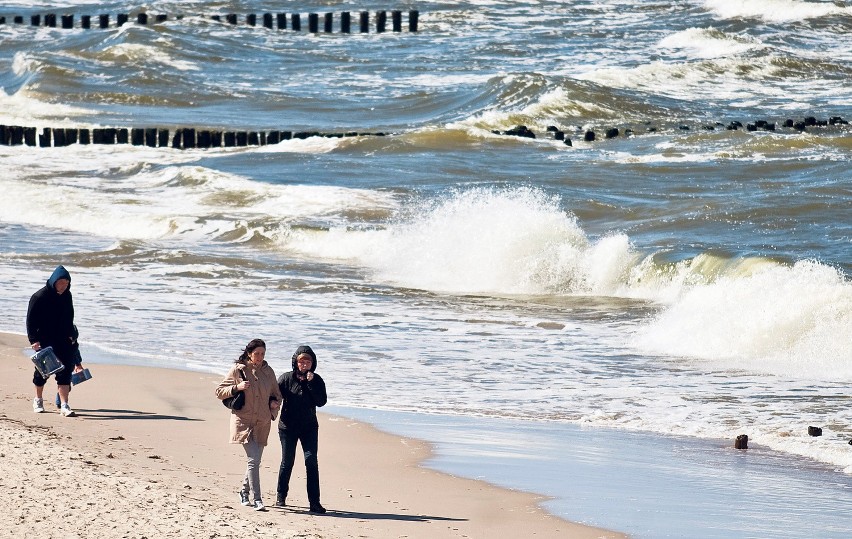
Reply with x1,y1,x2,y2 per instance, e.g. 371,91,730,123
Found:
1,1,850,537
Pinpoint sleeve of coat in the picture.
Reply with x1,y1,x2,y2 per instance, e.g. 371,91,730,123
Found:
215,365,240,400
306,374,328,408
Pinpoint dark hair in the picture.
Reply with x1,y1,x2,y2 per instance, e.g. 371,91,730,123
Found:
238,338,266,362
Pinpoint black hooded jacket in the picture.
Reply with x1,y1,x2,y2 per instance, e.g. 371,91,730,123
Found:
277,345,327,431
26,266,75,358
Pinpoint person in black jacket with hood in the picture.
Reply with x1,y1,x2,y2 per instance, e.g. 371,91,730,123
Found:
275,345,328,513
27,265,85,417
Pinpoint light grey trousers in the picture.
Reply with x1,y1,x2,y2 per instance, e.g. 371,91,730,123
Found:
242,437,265,502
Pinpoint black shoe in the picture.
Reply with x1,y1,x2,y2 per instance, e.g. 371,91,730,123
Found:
274,497,286,507
309,502,326,514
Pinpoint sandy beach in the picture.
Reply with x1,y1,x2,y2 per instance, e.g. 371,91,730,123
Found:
0,332,624,539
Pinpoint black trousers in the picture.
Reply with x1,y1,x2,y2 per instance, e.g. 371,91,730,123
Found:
277,427,321,504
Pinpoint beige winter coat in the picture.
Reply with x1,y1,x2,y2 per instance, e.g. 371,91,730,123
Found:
216,360,283,446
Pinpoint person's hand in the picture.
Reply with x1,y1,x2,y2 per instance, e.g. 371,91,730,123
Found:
306,372,314,382
73,364,84,373
31,342,41,351
269,399,281,411
236,381,250,391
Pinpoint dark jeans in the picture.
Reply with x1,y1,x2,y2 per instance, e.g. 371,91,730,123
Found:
277,427,320,504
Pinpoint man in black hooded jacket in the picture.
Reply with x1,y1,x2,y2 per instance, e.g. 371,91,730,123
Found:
275,345,328,513
27,265,84,416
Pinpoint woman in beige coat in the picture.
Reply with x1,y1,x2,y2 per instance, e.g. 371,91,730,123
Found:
216,338,283,511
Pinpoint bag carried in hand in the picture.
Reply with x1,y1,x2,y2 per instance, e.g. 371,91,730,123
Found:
31,346,65,379
222,369,247,410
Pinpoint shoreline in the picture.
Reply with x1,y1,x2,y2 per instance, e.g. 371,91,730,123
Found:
0,331,625,539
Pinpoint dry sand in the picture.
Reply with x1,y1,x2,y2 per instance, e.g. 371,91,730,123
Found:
0,332,625,539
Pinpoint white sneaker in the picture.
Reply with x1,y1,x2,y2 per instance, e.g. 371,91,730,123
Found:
253,500,266,512
60,404,76,417
33,398,44,413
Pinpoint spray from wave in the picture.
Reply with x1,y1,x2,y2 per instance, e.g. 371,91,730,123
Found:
284,186,852,377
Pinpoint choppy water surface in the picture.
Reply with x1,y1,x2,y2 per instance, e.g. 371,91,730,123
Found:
1,1,850,536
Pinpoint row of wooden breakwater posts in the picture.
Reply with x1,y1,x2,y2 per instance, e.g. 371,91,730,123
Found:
497,115,850,145
733,425,852,450
0,10,419,33
0,125,388,149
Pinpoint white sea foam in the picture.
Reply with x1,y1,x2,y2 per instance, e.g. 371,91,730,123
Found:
703,0,852,23
0,149,398,240
658,27,764,59
634,260,852,380
577,56,784,103
101,43,199,71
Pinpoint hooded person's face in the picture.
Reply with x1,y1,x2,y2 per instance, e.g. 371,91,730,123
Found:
54,278,70,295
296,353,312,374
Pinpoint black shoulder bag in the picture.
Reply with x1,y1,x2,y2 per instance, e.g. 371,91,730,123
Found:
222,369,247,410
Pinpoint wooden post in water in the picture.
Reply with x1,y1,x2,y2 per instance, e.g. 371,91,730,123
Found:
226,14,237,25
117,128,129,144
224,132,236,147
211,131,222,147
45,14,56,28
137,13,147,25
24,127,36,146
248,132,259,146
734,435,748,449
263,13,273,29
360,12,369,33
31,15,41,26
247,14,257,26
376,11,386,33
53,128,67,147
61,14,74,29
197,130,211,149
82,15,91,28
308,13,318,33
65,128,78,145
341,12,351,33
156,14,167,23
324,13,333,33
268,131,280,144
171,129,182,149
392,10,401,32
117,14,128,27
99,14,109,28
409,10,419,32
236,132,248,146
145,128,157,147
183,128,196,149
131,128,144,145
79,129,90,145
158,129,169,147
277,13,286,29
292,14,301,31
39,128,51,147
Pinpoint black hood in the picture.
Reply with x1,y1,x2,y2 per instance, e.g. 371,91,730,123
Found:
291,345,317,372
